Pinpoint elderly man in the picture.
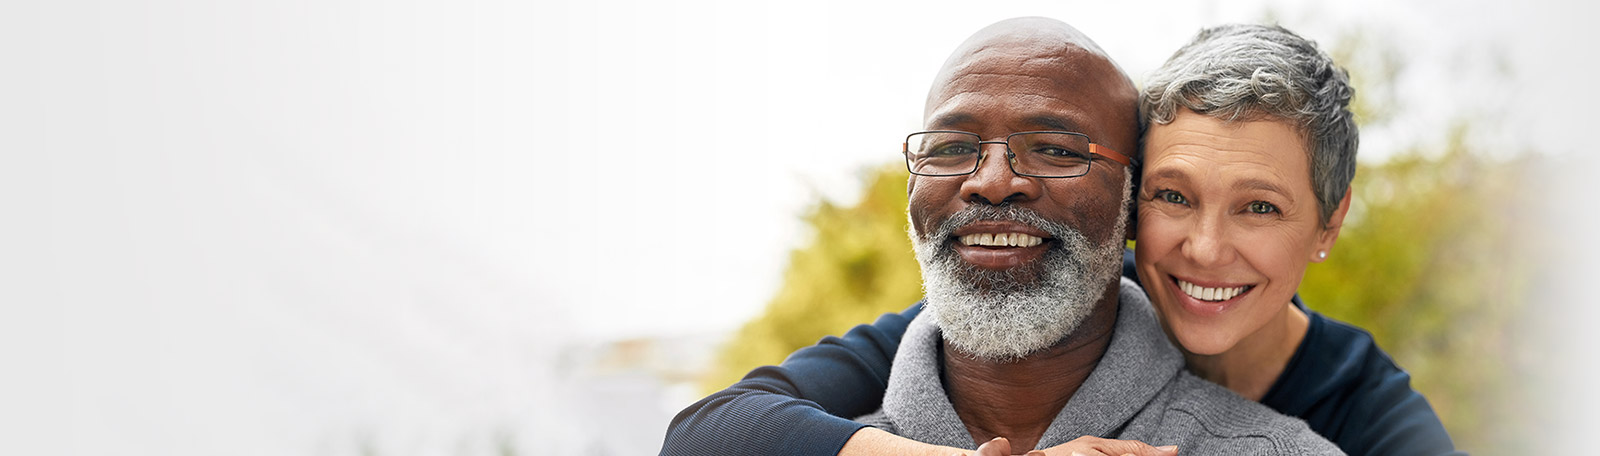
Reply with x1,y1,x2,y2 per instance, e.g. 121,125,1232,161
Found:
662,17,1340,456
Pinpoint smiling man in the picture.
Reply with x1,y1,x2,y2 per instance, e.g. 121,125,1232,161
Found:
835,18,1341,455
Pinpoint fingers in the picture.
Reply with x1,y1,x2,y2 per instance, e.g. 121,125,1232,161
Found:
973,437,1013,456
1054,435,1177,456
1096,439,1176,456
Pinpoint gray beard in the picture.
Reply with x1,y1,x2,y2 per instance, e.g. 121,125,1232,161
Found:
910,175,1131,362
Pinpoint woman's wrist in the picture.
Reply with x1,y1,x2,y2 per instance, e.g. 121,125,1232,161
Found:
839,426,970,456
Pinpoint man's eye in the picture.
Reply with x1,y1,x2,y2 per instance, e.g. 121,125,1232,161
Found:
1034,147,1088,159
1156,190,1187,205
1247,201,1279,214
932,143,978,156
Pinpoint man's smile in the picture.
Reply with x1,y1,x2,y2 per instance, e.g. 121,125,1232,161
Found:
958,232,1046,247
949,221,1055,270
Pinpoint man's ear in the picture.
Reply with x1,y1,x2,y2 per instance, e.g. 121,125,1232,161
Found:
1311,187,1353,263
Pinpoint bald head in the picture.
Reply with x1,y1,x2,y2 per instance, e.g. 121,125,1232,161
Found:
924,17,1140,157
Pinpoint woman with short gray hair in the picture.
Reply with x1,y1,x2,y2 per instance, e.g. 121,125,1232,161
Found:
1133,24,1458,456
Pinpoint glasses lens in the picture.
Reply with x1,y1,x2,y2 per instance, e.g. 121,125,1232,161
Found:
1009,132,1091,177
906,132,980,176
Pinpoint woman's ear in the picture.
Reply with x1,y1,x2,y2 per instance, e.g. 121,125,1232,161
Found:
1312,187,1353,263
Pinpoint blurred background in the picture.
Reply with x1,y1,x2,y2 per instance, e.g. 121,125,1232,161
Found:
4,0,1596,454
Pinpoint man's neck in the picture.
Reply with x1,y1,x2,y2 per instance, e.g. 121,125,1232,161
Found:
940,287,1120,452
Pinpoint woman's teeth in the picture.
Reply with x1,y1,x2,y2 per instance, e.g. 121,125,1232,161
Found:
959,232,1044,247
1178,279,1250,302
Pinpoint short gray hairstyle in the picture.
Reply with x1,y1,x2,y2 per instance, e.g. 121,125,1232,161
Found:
1141,24,1357,225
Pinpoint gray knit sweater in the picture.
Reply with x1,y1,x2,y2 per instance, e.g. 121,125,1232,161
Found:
854,278,1343,455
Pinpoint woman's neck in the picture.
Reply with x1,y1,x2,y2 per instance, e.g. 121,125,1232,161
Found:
1182,302,1310,401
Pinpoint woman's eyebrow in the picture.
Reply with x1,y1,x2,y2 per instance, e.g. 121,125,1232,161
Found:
1234,178,1291,197
1143,167,1190,184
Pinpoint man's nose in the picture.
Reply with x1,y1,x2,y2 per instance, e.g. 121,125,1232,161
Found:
1180,214,1237,268
959,142,1042,206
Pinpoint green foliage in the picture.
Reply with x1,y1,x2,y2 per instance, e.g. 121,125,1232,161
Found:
1299,131,1533,453
700,164,923,392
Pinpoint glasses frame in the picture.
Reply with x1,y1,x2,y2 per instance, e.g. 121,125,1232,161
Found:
901,130,1137,178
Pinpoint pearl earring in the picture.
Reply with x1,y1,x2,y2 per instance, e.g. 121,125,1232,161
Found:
1317,251,1327,260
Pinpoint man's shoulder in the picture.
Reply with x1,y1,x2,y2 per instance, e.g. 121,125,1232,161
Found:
1138,372,1344,455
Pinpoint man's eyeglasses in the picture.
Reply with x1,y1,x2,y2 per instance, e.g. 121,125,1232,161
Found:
902,130,1135,178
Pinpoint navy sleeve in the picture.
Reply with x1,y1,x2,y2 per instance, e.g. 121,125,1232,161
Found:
1265,310,1463,456
659,303,921,456
1354,367,1463,456
1121,248,1140,287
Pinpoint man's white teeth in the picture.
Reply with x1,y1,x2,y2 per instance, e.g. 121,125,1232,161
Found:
959,232,1044,247
1178,279,1249,302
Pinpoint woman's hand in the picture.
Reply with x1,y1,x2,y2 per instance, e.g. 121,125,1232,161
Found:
842,429,1176,456
1033,436,1178,456
970,436,1178,456
839,427,976,456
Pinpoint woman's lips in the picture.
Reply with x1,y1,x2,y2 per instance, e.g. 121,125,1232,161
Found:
1166,275,1255,316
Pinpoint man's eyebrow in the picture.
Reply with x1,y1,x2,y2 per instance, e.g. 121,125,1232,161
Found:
1024,116,1085,133
926,112,975,129
924,113,1086,133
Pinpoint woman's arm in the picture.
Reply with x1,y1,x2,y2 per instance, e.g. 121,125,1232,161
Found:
659,303,921,456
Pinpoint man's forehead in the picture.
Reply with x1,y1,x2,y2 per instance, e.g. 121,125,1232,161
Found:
923,46,1117,131
919,17,1139,153
925,26,1123,118
925,105,1091,132
930,44,1106,95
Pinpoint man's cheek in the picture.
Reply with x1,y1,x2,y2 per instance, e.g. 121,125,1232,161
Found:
906,204,931,241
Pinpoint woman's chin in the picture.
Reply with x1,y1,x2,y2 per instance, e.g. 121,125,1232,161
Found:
1173,330,1237,357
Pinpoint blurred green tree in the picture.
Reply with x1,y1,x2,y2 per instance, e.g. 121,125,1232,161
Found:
1299,131,1533,454
700,164,919,392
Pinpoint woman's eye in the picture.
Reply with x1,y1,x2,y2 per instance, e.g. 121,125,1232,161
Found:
1156,190,1187,205
1247,201,1278,214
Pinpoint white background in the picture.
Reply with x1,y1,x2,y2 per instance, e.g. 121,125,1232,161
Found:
3,0,1595,454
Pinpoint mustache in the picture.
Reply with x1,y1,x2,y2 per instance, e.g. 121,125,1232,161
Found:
924,205,1076,244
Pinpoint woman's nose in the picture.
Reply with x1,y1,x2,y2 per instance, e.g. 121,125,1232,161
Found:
1181,216,1236,268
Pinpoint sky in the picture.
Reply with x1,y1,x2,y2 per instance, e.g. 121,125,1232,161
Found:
3,0,1595,454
